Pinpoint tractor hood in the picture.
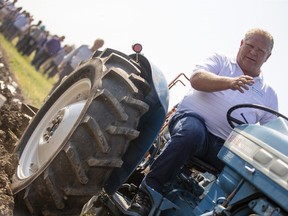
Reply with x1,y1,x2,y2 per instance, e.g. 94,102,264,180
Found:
219,117,288,211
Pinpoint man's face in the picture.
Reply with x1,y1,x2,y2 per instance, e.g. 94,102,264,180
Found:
237,34,272,77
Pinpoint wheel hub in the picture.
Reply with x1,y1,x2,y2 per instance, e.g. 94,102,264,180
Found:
43,110,64,142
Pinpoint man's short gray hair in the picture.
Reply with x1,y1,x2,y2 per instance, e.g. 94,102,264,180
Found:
244,28,274,52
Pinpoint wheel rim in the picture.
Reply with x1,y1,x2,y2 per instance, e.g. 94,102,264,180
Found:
17,78,92,179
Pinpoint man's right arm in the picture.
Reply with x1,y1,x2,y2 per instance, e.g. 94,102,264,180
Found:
190,70,255,93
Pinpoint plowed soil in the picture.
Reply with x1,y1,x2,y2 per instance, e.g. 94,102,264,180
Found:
0,46,31,215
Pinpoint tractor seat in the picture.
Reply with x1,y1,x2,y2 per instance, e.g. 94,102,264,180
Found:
186,156,221,177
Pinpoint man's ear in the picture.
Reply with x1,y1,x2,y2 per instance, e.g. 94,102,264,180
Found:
265,53,271,62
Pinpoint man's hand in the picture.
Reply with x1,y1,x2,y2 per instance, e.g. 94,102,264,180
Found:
230,75,254,93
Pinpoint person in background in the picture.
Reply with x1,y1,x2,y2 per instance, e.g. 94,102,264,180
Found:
15,19,42,52
4,10,32,41
0,0,18,22
21,25,48,56
0,5,21,34
0,0,5,9
130,28,278,216
42,44,74,78
49,38,104,93
31,34,65,70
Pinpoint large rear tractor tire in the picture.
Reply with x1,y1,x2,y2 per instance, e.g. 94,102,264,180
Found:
12,51,150,215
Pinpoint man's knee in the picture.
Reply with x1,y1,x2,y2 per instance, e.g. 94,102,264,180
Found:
170,114,207,144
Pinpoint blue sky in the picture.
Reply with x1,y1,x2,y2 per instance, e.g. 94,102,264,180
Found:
17,0,288,115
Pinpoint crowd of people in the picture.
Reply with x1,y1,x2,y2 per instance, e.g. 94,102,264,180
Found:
0,0,104,92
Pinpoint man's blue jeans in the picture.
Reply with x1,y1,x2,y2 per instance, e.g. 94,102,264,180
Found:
145,111,225,193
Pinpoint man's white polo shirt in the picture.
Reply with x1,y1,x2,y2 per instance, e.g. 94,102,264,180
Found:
177,52,278,140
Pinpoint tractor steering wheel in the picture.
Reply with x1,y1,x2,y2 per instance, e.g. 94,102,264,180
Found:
226,104,288,128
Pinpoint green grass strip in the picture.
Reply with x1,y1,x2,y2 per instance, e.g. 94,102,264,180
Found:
0,33,56,108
